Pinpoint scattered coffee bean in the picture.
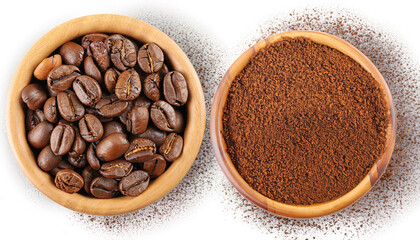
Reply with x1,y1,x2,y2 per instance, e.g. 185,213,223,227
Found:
55,169,84,193
119,170,150,197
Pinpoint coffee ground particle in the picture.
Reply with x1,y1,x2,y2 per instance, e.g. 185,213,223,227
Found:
223,37,389,205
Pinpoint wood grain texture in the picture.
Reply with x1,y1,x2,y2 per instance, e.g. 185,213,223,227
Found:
7,14,206,215
210,30,396,218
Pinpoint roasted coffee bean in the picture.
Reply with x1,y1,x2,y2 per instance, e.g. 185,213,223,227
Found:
37,145,62,171
59,42,84,67
90,41,110,72
73,75,102,106
124,138,156,163
85,107,113,123
25,109,47,131
86,143,101,170
104,68,120,93
103,121,126,138
143,73,161,101
118,100,134,125
82,33,108,56
21,84,47,110
143,154,166,178
90,177,119,198
127,106,149,134
119,170,149,197
99,159,133,178
157,64,169,80
57,90,85,122
27,121,54,149
150,100,176,132
137,43,164,73
68,153,88,168
94,94,129,118
173,110,185,134
55,169,84,193
68,127,86,157
50,123,75,156
49,159,75,176
134,125,167,147
84,56,102,83
96,133,129,161
78,114,104,142
163,71,188,106
105,34,137,71
47,65,81,92
34,54,62,80
134,95,152,109
47,86,58,97
115,69,141,100
159,133,183,162
43,97,59,123
82,166,100,194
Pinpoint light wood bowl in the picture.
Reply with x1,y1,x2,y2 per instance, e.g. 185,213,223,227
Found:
210,31,396,218
7,14,206,215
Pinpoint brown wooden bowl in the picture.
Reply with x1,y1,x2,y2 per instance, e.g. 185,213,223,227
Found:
7,14,206,215
210,31,396,218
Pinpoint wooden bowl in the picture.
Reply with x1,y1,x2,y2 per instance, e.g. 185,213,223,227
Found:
210,31,396,218
7,14,206,215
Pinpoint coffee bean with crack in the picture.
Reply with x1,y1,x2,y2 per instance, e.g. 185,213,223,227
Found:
43,96,59,123
150,100,176,132
25,109,47,131
82,165,100,194
34,54,62,80
143,154,166,178
86,142,101,170
47,65,81,92
104,68,120,94
57,90,85,122
21,83,48,110
137,43,164,73
90,41,110,72
126,106,149,134
159,133,183,162
99,159,133,178
105,34,137,71
73,75,102,106
68,126,86,157
118,170,150,197
163,71,188,106
84,56,102,84
90,177,119,198
82,33,108,56
94,94,129,118
143,73,161,101
78,114,104,142
124,138,156,163
50,123,75,156
55,169,84,194
67,153,88,168
115,69,141,101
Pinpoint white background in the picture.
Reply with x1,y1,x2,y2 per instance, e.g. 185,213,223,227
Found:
0,0,419,239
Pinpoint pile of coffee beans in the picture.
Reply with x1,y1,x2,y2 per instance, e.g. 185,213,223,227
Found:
21,33,188,198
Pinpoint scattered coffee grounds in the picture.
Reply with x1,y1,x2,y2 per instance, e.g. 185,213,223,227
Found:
223,37,390,205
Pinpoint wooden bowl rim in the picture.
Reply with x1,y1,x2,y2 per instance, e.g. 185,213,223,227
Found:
6,14,206,215
210,30,397,218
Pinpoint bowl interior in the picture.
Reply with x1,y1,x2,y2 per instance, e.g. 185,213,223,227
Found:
210,30,396,218
7,14,206,215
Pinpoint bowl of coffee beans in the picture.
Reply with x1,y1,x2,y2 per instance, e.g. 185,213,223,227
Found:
210,31,396,218
7,14,205,215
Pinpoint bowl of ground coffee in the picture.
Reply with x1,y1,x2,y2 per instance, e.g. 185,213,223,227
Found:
211,31,396,218
7,14,205,215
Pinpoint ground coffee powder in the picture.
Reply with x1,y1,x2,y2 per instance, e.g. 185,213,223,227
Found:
222,37,389,205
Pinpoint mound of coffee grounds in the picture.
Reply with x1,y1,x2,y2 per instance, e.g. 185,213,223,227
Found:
222,37,390,205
